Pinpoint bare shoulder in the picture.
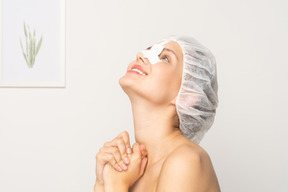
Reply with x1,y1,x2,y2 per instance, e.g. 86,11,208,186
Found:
156,143,221,192
162,143,212,176
169,142,210,162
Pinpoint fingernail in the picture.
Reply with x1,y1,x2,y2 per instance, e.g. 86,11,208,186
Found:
121,163,127,170
117,165,123,171
124,157,130,164
127,147,132,154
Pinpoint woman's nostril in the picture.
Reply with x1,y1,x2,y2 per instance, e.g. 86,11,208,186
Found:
136,52,146,63
136,52,142,59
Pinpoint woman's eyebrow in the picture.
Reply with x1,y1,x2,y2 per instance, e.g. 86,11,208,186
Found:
163,48,179,62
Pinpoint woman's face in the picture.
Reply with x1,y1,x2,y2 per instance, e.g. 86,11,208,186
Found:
119,40,184,106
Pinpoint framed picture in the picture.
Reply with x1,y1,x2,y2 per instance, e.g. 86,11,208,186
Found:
0,0,65,87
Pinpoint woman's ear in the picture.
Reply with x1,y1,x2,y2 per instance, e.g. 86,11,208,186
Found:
170,96,177,106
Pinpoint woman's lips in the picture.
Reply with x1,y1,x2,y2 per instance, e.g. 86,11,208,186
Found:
127,69,146,76
130,65,148,75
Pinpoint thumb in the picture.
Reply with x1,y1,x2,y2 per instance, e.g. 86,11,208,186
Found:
132,142,141,157
139,157,148,176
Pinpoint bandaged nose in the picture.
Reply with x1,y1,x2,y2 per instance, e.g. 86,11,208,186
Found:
140,40,170,64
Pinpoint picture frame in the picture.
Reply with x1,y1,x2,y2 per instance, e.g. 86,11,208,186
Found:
0,0,66,88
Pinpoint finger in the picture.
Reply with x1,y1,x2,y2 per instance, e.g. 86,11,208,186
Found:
106,131,132,154
114,138,130,165
102,146,123,168
102,152,123,172
104,145,128,171
117,131,132,154
139,157,148,176
132,142,141,158
104,137,130,166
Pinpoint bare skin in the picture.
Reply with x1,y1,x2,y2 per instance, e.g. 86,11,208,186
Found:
129,133,221,192
94,40,221,192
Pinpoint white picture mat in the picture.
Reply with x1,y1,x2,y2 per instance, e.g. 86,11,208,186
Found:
0,0,65,87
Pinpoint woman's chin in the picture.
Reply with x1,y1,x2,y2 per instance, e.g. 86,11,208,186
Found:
119,75,135,93
119,75,147,100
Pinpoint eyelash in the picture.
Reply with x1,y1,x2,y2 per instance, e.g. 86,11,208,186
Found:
160,55,169,62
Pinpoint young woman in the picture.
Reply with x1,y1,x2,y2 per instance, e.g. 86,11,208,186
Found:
94,35,220,192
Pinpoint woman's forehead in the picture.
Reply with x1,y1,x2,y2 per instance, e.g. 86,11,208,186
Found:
164,41,183,59
148,40,182,54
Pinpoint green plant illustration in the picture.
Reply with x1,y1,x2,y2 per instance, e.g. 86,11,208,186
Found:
19,21,43,68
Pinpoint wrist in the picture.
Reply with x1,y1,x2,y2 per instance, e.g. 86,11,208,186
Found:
95,177,104,186
94,178,104,192
104,182,128,192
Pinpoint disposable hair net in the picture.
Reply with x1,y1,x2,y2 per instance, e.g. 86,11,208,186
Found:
157,35,219,144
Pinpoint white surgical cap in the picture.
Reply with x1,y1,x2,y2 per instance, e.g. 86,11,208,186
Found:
155,35,219,144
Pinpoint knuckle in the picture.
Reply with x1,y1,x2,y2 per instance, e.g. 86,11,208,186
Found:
121,132,129,140
121,131,128,136
95,153,100,159
108,154,114,161
133,142,139,148
112,147,118,153
103,141,110,147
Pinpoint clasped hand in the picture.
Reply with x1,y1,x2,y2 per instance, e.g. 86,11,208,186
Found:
95,131,148,191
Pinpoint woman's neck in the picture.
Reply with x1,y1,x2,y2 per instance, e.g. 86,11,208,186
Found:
130,99,184,168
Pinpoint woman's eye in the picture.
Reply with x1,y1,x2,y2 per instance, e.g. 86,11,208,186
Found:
161,55,169,62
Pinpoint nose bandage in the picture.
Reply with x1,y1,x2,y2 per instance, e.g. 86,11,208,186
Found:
141,40,171,64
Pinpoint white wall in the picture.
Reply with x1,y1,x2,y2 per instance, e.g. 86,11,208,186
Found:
1,0,287,191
